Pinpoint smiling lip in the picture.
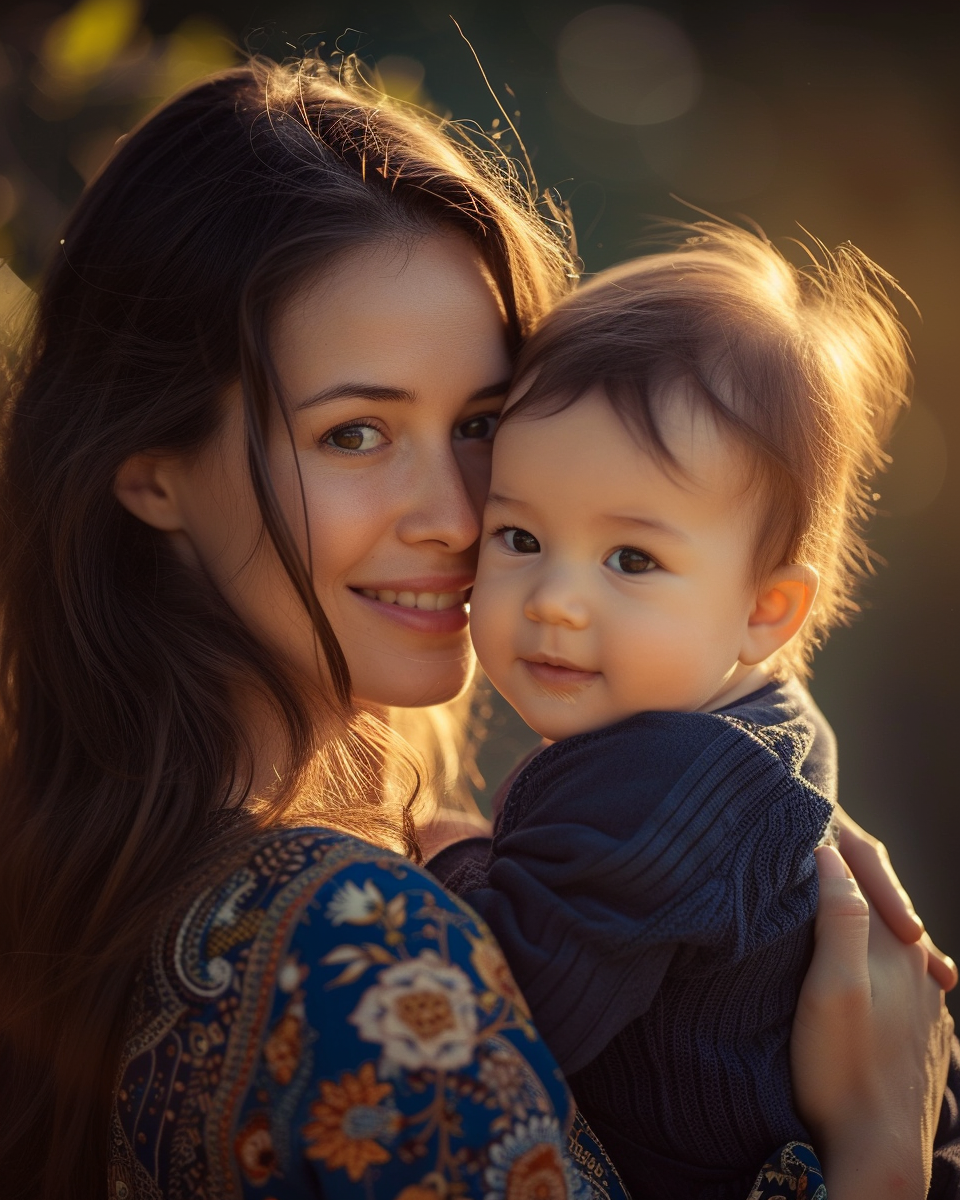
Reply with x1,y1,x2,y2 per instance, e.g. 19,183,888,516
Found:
521,656,601,688
349,577,473,635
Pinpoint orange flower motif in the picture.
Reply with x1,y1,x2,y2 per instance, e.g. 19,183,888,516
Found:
234,1113,278,1187
469,935,532,1019
485,1116,573,1200
264,1011,302,1085
505,1143,569,1200
302,1062,400,1182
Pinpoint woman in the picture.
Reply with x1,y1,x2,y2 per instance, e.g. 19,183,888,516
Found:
0,58,951,1200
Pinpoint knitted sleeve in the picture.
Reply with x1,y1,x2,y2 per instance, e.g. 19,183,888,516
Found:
451,712,833,1075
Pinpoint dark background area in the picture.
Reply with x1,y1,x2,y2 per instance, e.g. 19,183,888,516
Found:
2,0,958,1008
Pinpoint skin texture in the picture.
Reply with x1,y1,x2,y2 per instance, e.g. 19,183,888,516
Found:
117,234,511,713
470,388,816,741
795,846,953,1200
113,235,954,1197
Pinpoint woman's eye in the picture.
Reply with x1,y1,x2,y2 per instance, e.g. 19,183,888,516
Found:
322,423,386,453
605,547,656,575
455,413,499,441
501,527,541,554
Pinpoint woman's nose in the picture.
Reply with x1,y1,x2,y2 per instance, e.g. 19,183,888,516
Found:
523,571,591,630
395,443,480,553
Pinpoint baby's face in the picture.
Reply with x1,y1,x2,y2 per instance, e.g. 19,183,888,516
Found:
469,387,764,741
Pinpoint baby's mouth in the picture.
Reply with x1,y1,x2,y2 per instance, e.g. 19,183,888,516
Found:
521,658,601,688
352,587,470,612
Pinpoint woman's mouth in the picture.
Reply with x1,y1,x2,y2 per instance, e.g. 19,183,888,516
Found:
357,587,468,611
348,582,472,634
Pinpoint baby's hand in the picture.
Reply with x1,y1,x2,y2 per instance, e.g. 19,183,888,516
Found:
834,805,957,990
417,804,492,862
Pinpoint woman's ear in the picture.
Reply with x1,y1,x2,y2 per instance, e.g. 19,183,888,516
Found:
739,564,819,666
114,453,186,532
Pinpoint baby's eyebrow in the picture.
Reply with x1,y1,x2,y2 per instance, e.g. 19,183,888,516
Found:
604,514,690,541
486,492,530,508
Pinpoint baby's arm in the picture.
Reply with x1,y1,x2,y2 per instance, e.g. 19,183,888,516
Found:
448,712,830,1077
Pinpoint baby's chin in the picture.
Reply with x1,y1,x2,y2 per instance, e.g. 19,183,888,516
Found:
506,688,629,744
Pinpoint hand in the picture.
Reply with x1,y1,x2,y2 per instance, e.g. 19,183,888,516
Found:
792,845,953,1200
835,805,957,990
416,803,492,862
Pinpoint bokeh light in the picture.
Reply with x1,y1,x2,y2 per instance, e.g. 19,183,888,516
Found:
636,76,779,202
883,401,949,517
39,0,141,92
375,54,426,102
0,0,958,1018
557,5,701,126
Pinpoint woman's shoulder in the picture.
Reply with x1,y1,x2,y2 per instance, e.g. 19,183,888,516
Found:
159,827,428,996
110,826,596,1200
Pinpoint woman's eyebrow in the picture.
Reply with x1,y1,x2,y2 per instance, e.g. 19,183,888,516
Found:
295,379,510,411
468,380,511,402
296,383,416,410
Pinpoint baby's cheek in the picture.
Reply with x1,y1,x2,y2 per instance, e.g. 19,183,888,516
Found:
603,609,714,711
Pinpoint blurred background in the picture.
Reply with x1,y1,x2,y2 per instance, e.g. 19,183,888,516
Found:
1,0,958,1006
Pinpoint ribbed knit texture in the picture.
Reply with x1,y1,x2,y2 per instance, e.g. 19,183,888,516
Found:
442,681,835,1200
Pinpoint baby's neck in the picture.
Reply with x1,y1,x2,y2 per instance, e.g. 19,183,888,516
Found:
699,663,773,713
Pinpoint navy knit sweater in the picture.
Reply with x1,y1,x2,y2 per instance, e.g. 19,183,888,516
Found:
434,680,835,1200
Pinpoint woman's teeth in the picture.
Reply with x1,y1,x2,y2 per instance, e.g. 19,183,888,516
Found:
359,589,465,611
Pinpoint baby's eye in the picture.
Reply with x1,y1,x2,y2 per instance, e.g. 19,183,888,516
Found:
321,423,386,453
605,547,656,575
454,413,499,441
500,527,541,554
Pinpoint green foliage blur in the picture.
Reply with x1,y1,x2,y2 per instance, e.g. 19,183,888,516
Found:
2,0,959,1000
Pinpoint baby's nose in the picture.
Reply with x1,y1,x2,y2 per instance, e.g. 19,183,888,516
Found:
523,578,590,630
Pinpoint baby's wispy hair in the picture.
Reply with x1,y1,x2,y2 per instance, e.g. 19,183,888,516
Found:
503,220,911,677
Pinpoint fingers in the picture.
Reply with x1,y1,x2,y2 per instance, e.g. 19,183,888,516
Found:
834,808,958,990
809,845,871,1004
835,811,924,943
418,810,493,862
921,930,959,992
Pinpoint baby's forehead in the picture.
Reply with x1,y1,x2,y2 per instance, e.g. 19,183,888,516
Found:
500,384,754,489
492,386,761,523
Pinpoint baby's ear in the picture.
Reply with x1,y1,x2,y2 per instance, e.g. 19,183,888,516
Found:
739,564,819,666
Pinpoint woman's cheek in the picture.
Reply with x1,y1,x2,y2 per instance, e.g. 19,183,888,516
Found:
468,570,513,683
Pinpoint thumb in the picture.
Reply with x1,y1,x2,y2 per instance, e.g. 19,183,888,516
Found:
807,845,872,1003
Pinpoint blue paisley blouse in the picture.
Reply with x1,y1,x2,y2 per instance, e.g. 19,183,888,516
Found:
108,828,825,1199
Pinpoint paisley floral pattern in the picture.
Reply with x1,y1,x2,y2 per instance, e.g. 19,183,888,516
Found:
746,1141,826,1199
108,827,823,1199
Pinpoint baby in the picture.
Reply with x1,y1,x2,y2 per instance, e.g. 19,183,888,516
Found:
433,224,911,1199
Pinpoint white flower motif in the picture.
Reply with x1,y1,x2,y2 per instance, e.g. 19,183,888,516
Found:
484,1114,586,1200
348,952,479,1071
325,879,385,926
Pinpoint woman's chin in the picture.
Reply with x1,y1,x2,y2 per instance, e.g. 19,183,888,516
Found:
352,652,477,711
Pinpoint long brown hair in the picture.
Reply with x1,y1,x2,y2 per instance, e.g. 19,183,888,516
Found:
0,57,572,1199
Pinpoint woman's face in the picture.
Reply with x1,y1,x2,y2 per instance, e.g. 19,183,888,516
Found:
166,234,512,708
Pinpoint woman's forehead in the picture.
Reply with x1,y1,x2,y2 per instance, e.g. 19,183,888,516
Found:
272,234,511,396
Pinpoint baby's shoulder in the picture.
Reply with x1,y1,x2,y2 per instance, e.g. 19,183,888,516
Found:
498,695,830,848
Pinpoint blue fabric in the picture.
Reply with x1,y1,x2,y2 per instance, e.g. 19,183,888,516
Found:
110,828,620,1199
109,826,827,1200
441,680,835,1200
